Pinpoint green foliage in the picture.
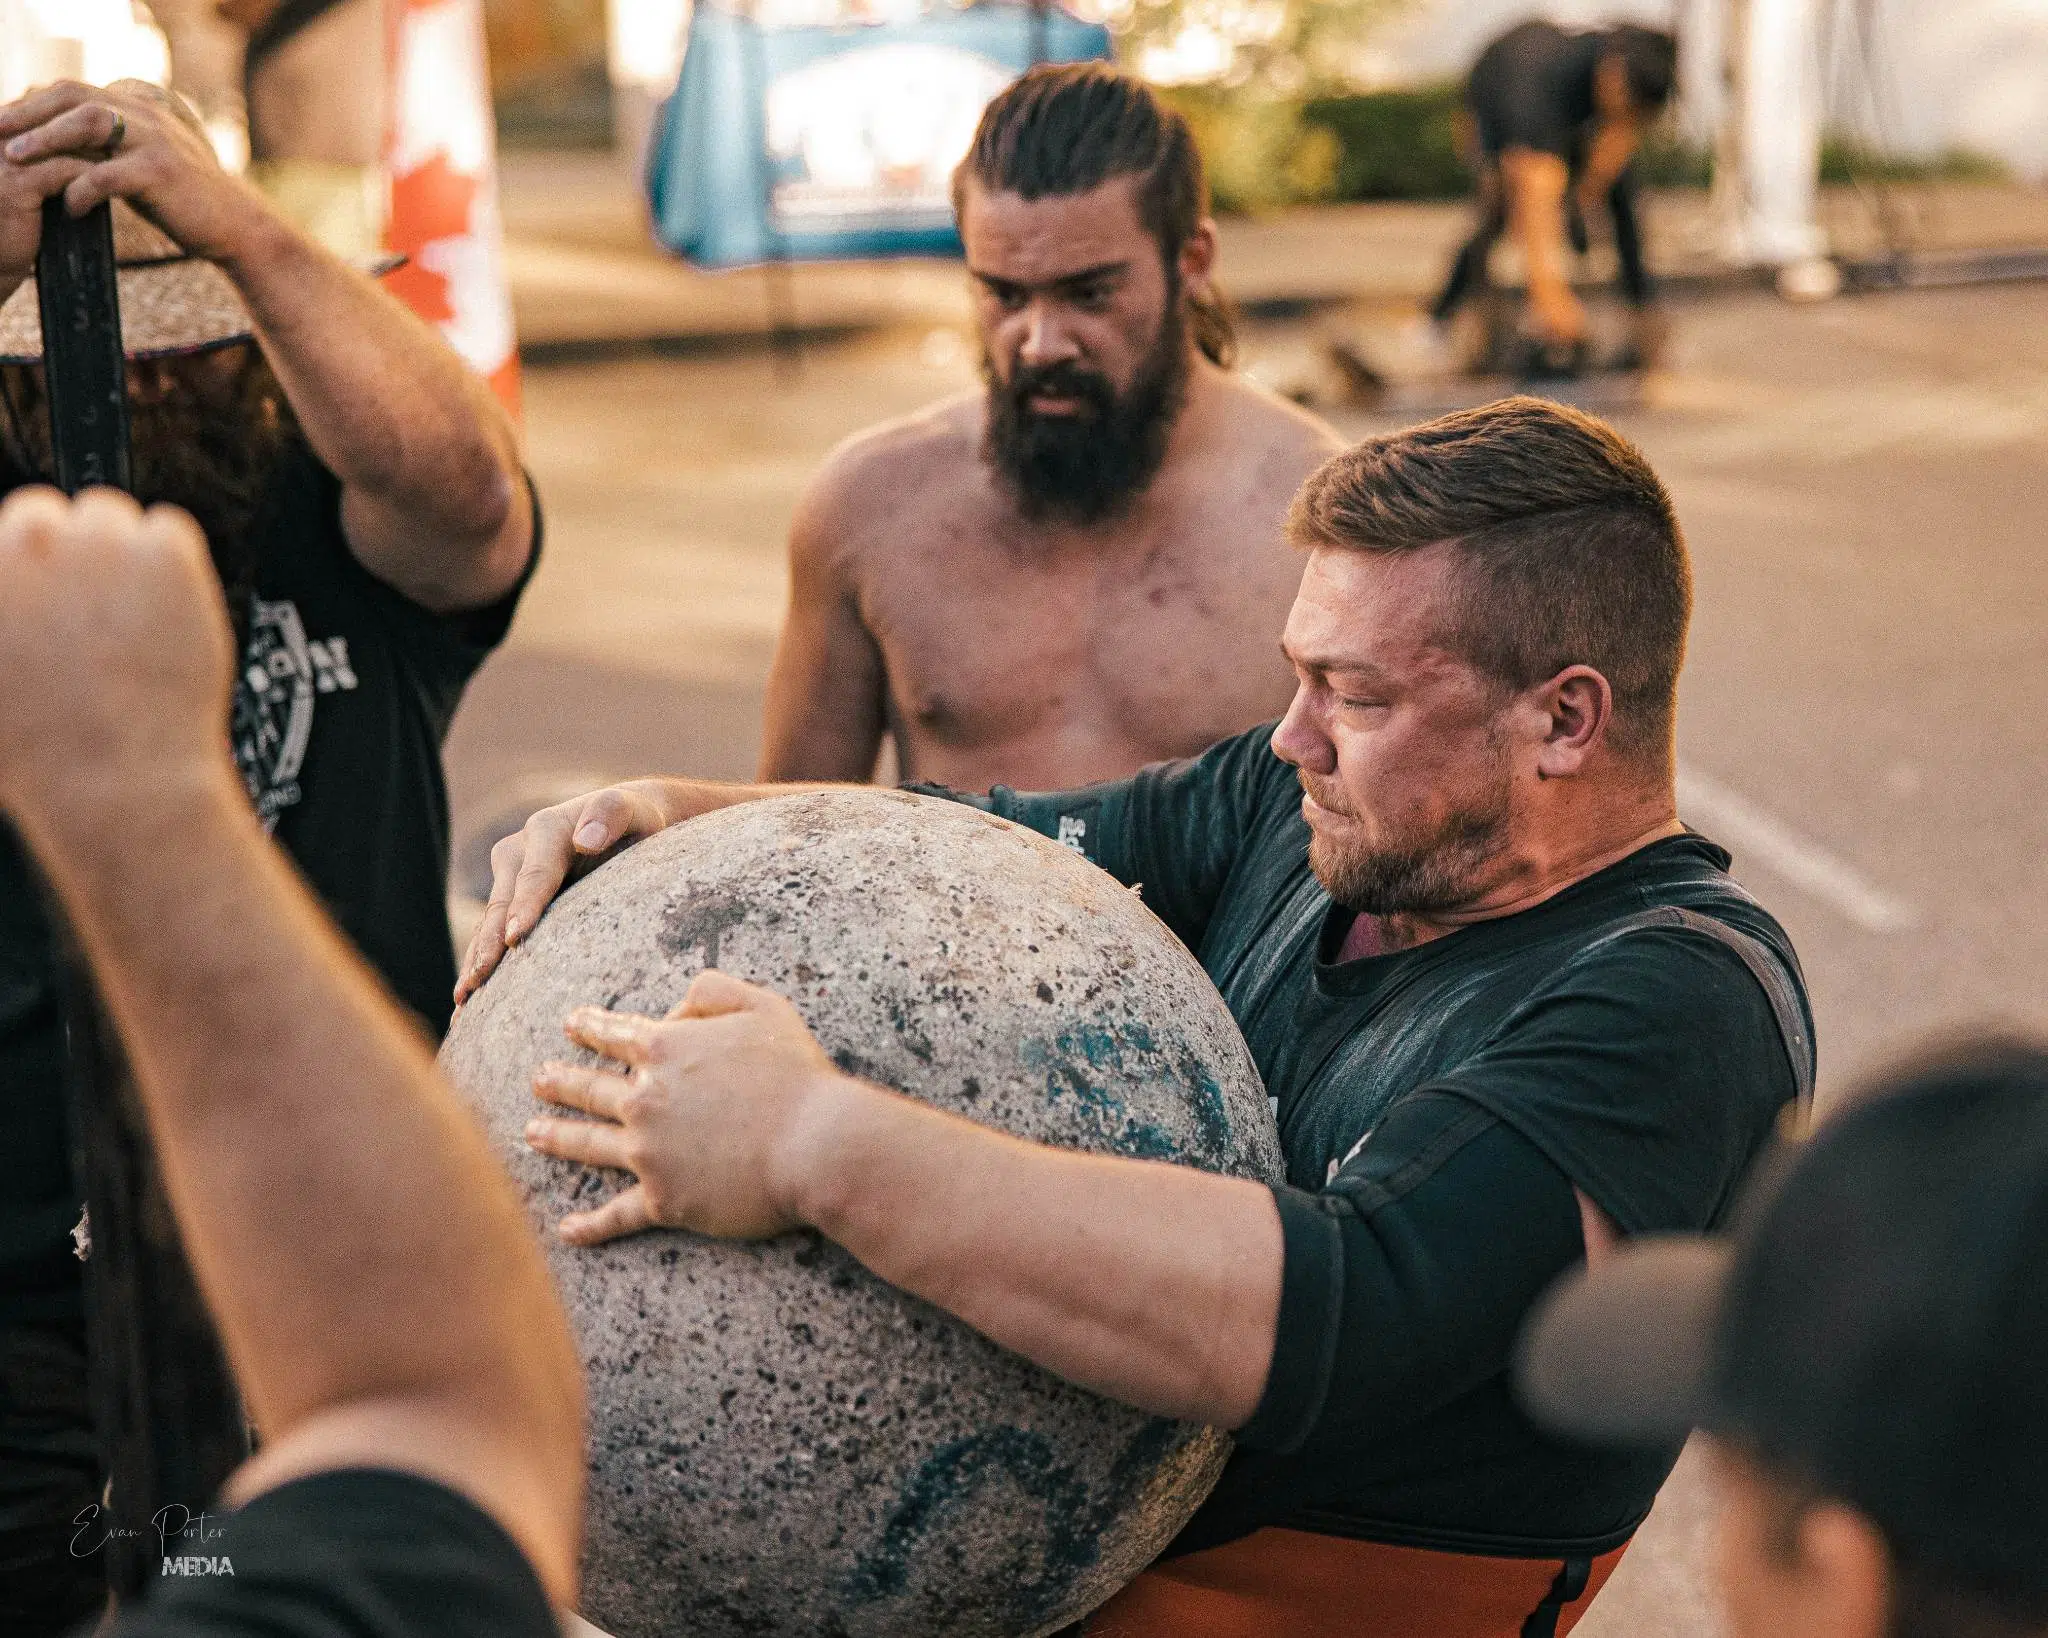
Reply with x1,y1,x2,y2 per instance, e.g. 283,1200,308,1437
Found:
1817,140,2007,185
1299,83,1468,200
1156,86,1325,212
1158,75,2009,213
1160,80,1472,210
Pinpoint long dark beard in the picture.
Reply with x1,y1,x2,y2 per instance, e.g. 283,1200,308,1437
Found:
0,349,295,644
1302,770,1514,918
981,295,1191,527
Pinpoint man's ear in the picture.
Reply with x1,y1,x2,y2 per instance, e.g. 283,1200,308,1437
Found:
1532,665,1614,779
1178,219,1219,300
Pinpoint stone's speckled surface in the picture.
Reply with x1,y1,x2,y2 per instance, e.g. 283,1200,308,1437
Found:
442,791,1282,1638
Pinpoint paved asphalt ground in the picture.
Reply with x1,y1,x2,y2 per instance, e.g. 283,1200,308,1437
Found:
444,273,2048,1636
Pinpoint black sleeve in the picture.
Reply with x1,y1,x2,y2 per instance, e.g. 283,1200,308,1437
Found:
908,723,1289,950
1427,925,1800,1235
348,476,544,703
109,1470,557,1638
1238,1092,1585,1457
274,451,542,713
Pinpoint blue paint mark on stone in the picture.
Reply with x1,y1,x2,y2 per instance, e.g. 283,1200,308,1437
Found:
845,1419,1186,1627
1017,1024,1236,1166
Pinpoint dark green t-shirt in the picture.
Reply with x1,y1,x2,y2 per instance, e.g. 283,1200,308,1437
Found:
927,723,1811,1558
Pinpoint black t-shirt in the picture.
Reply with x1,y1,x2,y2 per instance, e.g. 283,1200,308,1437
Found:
1467,20,1607,162
931,723,1812,1558
0,447,536,1322
102,1469,558,1638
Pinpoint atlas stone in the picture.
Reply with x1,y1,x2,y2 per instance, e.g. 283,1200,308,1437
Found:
442,790,1283,1638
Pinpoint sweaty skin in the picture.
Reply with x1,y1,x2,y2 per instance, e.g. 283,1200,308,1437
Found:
758,178,1342,791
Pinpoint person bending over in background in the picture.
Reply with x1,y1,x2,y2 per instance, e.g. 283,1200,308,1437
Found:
758,64,1341,794
1432,22,1678,376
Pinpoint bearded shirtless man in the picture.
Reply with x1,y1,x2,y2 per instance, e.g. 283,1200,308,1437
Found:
759,65,1341,792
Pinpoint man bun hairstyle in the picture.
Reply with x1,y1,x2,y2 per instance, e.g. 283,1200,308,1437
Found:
1288,396,1690,766
954,63,1235,367
1609,25,1679,113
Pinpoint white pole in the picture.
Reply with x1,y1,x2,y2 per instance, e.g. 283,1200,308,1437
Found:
1733,0,1829,270
607,0,691,173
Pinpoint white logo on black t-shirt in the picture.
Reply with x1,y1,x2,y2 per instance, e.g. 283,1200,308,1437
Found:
231,596,359,832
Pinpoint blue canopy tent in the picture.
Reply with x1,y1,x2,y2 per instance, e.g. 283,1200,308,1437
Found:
647,0,1115,269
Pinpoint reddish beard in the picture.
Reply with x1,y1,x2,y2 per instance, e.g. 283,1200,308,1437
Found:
1299,767,1513,917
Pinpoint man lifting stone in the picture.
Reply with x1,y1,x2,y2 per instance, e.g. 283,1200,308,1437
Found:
467,398,1813,1635
756,64,1341,793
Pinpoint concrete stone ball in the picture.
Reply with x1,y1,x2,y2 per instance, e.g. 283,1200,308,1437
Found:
441,789,1282,1638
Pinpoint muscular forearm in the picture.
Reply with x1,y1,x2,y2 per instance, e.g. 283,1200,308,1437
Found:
779,1073,1283,1427
219,203,526,601
20,764,581,1501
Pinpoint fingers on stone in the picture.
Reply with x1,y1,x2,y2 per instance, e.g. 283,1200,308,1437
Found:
525,1114,631,1171
565,1006,658,1065
534,1061,634,1120
560,1187,656,1245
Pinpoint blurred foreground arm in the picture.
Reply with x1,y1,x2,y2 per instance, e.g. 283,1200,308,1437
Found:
0,489,583,1598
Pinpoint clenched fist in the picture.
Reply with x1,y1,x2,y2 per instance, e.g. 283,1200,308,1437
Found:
0,488,235,826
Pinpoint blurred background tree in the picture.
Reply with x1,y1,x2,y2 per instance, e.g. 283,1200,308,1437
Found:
1110,0,1414,210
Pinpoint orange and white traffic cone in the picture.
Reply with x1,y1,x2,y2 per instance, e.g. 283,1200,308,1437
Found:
384,0,521,417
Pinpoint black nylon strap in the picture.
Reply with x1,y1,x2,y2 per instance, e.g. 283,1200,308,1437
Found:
32,199,248,1604
35,200,131,495
1577,905,1816,1106
1520,1554,1593,1638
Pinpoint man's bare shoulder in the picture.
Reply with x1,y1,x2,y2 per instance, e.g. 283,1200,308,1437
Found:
1180,369,1345,513
798,393,985,546
1213,369,1348,465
